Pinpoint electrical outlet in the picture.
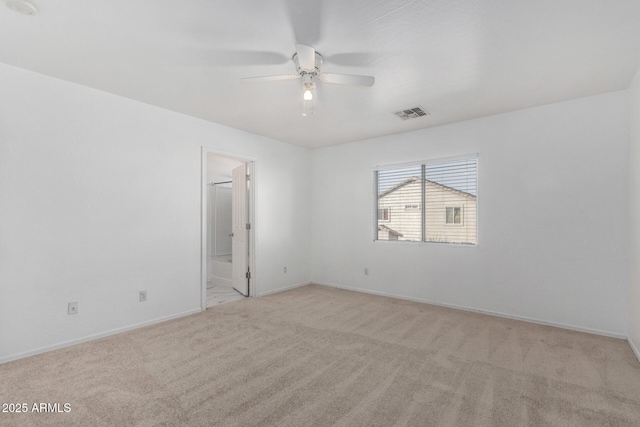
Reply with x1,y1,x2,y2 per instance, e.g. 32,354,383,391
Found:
139,291,148,302
68,302,78,315
283,266,287,273
364,267,369,276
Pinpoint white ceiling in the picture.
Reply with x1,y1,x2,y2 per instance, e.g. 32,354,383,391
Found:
1,0,640,149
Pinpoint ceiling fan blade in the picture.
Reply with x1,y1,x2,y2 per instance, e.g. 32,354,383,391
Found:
242,74,300,82
319,73,375,87
285,0,323,45
295,44,316,71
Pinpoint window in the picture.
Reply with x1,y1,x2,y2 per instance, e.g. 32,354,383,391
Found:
375,155,477,245
446,207,462,224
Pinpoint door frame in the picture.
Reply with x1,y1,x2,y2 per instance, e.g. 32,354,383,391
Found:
201,147,257,311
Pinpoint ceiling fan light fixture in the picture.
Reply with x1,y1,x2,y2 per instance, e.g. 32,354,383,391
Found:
303,88,313,101
301,73,316,116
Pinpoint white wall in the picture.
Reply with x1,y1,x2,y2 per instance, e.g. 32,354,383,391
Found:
629,66,640,359
0,63,311,363
311,91,629,337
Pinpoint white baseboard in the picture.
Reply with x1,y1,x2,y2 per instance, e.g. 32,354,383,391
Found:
313,282,626,340
0,308,202,365
258,281,312,297
629,337,640,365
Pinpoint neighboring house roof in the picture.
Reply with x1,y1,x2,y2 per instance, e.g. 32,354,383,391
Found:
378,177,476,199
378,224,403,237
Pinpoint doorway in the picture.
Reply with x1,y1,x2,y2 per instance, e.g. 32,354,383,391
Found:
201,149,255,309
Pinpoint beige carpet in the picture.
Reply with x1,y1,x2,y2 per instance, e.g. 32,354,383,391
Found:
1,284,640,426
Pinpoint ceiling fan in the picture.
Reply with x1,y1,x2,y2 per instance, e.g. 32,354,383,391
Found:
242,43,375,116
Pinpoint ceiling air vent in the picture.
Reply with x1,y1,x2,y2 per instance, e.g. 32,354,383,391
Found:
393,106,430,120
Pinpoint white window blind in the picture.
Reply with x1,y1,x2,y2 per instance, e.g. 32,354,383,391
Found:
375,156,477,245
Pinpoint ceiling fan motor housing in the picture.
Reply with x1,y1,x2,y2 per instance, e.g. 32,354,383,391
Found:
293,52,323,76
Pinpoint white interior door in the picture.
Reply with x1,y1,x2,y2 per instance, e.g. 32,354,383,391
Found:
231,163,249,296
